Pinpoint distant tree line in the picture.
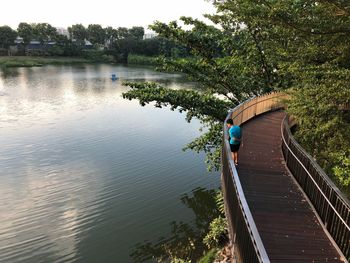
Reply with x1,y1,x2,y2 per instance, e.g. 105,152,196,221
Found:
0,23,189,63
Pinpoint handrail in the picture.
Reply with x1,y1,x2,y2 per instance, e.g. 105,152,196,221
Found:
222,91,285,263
281,117,350,231
281,116,350,261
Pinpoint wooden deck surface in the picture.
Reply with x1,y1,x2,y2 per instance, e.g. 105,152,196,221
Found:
237,110,344,263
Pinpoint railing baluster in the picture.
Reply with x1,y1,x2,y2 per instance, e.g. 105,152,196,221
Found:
281,115,350,261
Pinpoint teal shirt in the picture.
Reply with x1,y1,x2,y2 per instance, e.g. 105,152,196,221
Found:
229,125,241,145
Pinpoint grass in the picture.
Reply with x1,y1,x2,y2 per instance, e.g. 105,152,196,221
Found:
127,54,159,66
0,56,91,68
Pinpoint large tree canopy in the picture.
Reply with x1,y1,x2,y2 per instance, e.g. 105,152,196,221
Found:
87,24,106,45
17,22,34,45
68,24,87,45
0,26,17,49
33,23,58,44
123,0,350,189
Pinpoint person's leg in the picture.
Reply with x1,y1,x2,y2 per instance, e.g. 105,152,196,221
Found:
233,152,238,164
231,152,235,161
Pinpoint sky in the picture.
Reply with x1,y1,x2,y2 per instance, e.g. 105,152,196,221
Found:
0,0,216,32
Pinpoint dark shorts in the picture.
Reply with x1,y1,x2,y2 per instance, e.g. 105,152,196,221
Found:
230,143,240,153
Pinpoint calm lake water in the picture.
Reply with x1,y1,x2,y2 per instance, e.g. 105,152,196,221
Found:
0,64,220,263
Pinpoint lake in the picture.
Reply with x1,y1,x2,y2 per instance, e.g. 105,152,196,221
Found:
0,64,220,262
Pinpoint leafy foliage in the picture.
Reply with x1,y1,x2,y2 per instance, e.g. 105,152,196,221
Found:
215,189,225,214
203,216,228,249
122,11,289,170
123,1,350,191
87,24,106,46
197,248,219,263
123,82,230,122
149,16,283,101
203,189,228,249
33,23,58,44
123,81,230,170
68,24,87,45
0,26,17,49
17,22,34,45
286,68,350,189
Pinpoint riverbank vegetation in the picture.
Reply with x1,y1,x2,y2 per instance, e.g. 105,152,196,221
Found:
0,23,188,68
0,56,90,67
127,54,159,66
123,1,350,194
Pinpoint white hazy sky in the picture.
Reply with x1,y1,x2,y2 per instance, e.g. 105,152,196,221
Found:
1,0,216,31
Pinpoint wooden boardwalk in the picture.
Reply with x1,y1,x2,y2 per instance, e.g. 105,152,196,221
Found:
236,110,344,263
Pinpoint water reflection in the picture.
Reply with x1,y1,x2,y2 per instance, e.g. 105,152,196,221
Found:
0,64,220,262
0,161,103,262
130,187,221,262
0,67,20,79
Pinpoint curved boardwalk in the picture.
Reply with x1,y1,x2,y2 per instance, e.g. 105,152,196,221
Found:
237,110,344,263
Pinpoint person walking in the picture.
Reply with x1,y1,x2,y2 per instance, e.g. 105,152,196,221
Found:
226,119,242,165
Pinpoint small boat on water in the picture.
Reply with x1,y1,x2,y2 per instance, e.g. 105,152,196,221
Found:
111,74,118,81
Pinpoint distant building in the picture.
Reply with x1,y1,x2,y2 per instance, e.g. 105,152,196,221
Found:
14,37,24,44
143,33,157,40
24,40,57,55
26,41,43,55
84,40,93,49
70,39,94,48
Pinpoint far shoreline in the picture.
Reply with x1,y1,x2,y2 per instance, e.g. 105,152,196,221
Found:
0,55,159,69
0,56,101,68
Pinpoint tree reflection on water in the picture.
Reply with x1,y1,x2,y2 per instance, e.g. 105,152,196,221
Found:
0,67,20,78
130,187,221,262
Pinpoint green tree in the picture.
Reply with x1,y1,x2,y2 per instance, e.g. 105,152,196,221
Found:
128,26,145,40
123,1,350,190
109,27,145,63
68,24,87,45
218,0,350,189
56,34,82,56
122,15,285,169
105,26,119,48
287,70,350,189
17,22,34,45
117,27,129,38
0,26,17,51
33,23,58,44
87,24,106,45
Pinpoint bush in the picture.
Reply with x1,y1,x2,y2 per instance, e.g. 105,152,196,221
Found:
331,151,350,189
287,75,350,194
81,50,114,63
82,50,104,61
203,216,228,249
26,49,47,56
48,46,64,56
215,190,225,214
127,54,159,66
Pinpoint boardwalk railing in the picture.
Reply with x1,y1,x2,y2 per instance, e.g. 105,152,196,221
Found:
281,116,350,261
222,92,285,263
